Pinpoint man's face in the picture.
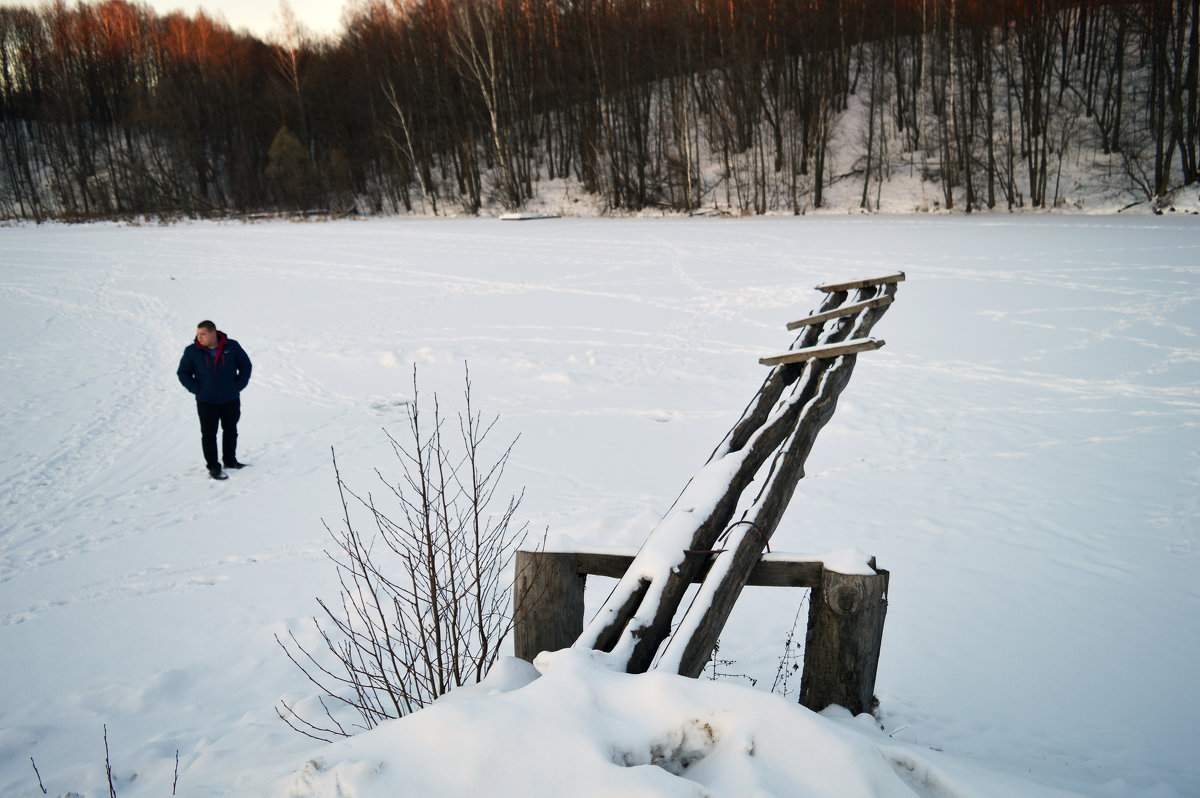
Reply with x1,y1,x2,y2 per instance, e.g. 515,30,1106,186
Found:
196,327,217,348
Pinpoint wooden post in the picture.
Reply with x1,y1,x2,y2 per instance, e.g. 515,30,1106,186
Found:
799,566,889,716
513,551,585,663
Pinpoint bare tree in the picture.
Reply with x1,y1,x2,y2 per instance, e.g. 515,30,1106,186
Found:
448,0,525,210
277,367,530,741
272,1,311,152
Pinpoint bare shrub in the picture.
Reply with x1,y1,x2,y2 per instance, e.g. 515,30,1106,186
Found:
277,367,529,741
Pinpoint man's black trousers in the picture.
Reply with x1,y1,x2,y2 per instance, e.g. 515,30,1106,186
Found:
197,398,240,469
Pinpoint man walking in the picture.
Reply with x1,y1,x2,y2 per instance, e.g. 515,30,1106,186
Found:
177,320,252,480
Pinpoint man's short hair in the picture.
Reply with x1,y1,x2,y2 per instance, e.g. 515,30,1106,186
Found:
197,320,216,332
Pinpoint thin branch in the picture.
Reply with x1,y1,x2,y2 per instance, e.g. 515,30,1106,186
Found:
30,757,47,795
104,725,117,798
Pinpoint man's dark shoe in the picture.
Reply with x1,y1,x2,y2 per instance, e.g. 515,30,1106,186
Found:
209,466,229,480
224,459,246,469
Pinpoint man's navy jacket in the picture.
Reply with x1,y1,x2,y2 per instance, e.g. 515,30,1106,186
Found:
177,332,251,404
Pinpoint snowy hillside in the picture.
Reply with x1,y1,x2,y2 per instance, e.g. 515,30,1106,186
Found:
0,215,1197,797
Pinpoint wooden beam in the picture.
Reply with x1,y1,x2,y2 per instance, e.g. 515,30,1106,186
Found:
786,295,894,330
737,557,825,587
573,551,637,579
572,550,824,587
816,272,906,293
759,338,885,366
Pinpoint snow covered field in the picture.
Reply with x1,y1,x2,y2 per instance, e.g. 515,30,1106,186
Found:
0,214,1197,797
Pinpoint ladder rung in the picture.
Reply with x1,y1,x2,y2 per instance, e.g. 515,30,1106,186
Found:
760,338,886,366
786,295,894,330
816,272,906,293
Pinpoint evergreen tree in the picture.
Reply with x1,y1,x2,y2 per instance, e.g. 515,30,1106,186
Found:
265,125,317,210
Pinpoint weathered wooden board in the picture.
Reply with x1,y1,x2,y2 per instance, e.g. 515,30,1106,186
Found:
816,272,906,293
759,338,885,366
573,550,824,587
786,295,894,330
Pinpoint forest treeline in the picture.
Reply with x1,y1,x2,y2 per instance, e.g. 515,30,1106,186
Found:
1,0,1197,219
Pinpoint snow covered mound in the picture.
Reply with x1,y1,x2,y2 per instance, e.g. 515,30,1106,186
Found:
278,649,1082,798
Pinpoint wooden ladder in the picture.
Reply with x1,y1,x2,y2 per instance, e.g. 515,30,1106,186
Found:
516,272,902,713
577,272,901,667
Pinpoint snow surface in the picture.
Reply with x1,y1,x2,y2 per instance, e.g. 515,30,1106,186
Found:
0,215,1197,797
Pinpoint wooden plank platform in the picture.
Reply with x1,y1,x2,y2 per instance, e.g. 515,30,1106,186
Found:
786,295,894,330
499,212,562,221
759,338,885,366
816,272,906,293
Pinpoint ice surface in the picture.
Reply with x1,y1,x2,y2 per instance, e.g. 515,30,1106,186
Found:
0,215,1197,797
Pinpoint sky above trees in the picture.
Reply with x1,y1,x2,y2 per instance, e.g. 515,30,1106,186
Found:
0,0,344,39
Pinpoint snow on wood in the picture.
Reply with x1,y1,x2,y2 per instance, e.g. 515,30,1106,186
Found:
564,549,830,586
662,357,853,677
